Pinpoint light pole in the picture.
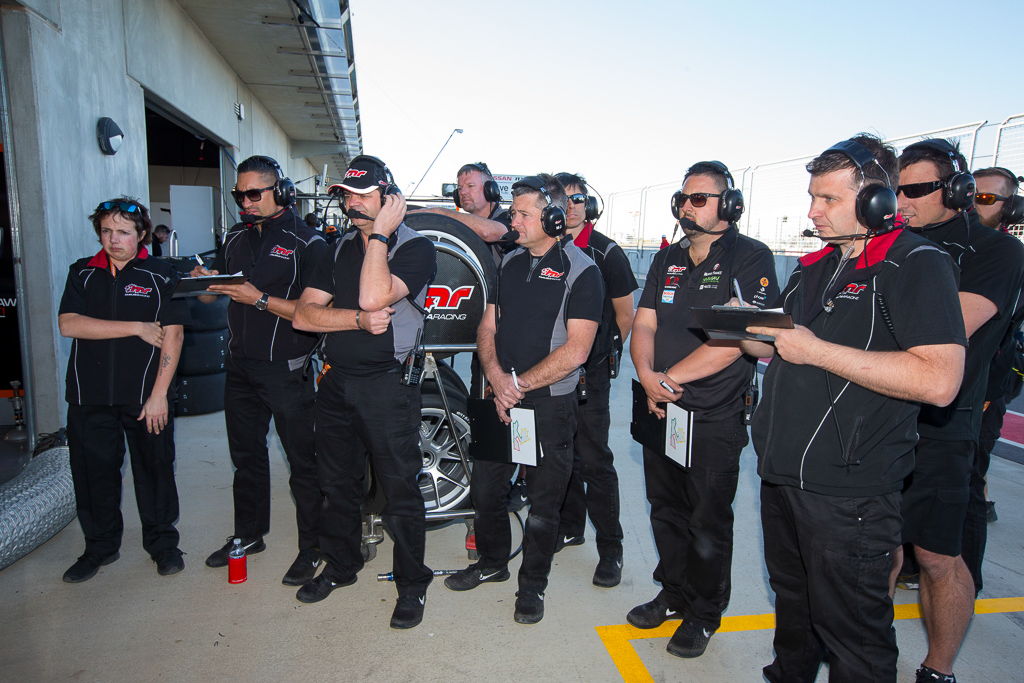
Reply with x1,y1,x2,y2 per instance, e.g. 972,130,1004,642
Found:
409,128,463,197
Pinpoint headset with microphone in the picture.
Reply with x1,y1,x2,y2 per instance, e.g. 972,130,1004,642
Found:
670,161,743,235
453,162,501,209
978,167,1024,227
512,175,567,237
902,139,976,211
238,155,296,208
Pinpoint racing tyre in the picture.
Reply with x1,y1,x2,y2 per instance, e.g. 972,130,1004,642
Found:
175,372,226,416
178,329,228,376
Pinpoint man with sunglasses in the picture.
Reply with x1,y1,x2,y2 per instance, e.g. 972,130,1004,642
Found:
896,140,1024,683
293,155,436,629
548,172,637,588
628,161,778,659
191,155,331,588
973,167,1023,230
58,198,188,582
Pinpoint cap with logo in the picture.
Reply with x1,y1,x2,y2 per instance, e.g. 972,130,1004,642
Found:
339,156,392,194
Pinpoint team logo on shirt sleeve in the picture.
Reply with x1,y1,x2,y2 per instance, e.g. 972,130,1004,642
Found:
539,267,564,280
124,284,153,297
269,245,295,259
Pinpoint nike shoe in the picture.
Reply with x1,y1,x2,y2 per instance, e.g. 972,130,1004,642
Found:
391,593,426,629
62,552,120,583
282,548,321,586
554,534,585,553
667,619,714,658
915,665,956,682
205,536,265,568
507,479,529,512
514,591,544,624
444,564,511,591
296,572,357,603
593,555,623,588
627,593,680,628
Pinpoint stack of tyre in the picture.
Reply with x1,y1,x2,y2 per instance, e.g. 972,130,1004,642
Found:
175,295,229,416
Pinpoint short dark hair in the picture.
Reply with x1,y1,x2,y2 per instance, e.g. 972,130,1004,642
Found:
237,155,282,183
683,162,731,193
897,138,968,179
457,162,494,182
90,197,153,246
303,212,320,228
512,173,567,213
973,167,1021,196
807,133,896,190
153,224,170,235
554,172,587,194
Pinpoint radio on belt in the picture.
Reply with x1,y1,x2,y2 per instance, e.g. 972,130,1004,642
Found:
401,327,426,387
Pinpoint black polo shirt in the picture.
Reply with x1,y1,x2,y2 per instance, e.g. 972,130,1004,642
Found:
214,209,331,363
910,211,1024,440
637,227,778,420
753,229,967,496
322,223,436,378
486,204,514,266
576,227,638,368
59,247,189,406
489,237,604,398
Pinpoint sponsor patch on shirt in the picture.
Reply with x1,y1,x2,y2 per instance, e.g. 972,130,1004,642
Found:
539,267,564,280
124,284,152,297
666,265,687,274
661,289,676,304
269,245,295,259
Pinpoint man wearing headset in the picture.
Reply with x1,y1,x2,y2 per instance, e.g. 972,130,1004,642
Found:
191,155,331,587
629,161,777,659
744,135,966,682
972,167,1023,231
444,174,603,625
896,141,1024,683
550,172,637,588
293,155,436,629
409,162,511,247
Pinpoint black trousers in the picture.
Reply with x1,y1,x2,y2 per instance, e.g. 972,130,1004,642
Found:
761,482,901,683
470,393,577,594
224,355,320,550
67,404,180,558
963,395,1006,594
642,412,746,629
558,361,623,559
315,370,431,595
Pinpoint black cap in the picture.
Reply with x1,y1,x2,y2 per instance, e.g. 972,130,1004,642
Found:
339,157,392,194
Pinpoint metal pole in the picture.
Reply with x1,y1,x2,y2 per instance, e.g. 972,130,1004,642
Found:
410,128,463,197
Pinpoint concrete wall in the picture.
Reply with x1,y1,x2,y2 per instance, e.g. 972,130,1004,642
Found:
0,0,317,432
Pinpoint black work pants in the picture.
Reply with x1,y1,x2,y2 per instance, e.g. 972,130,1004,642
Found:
315,370,431,595
470,393,577,594
67,404,180,558
761,482,900,683
558,361,623,559
963,395,1006,595
642,412,746,629
224,355,319,550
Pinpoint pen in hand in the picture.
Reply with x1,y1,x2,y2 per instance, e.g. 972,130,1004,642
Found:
732,278,745,305
195,253,205,267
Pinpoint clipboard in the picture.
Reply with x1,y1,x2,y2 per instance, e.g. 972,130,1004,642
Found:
467,399,540,465
690,305,793,342
630,380,696,467
175,273,246,294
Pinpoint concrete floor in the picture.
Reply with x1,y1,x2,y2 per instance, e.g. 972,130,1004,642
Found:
2,350,1023,682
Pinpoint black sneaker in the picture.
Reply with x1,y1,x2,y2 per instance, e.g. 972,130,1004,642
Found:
62,552,120,583
916,665,956,682
391,593,426,629
593,556,623,588
296,572,357,603
282,548,321,586
444,564,511,591
507,479,529,512
554,534,585,553
667,619,713,658
514,591,545,624
627,594,680,629
154,549,184,576
205,536,265,568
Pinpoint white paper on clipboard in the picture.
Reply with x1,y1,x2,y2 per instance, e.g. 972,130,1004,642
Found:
664,403,694,467
509,406,538,466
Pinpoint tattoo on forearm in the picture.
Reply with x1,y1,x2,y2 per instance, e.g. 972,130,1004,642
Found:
161,354,171,369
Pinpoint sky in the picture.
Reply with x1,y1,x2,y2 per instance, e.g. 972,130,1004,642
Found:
349,0,1023,239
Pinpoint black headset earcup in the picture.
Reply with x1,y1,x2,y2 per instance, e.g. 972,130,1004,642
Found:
1002,195,1024,226
857,185,897,232
275,178,296,207
670,191,683,220
452,186,462,208
718,188,744,223
945,172,976,211
542,205,567,237
585,196,600,222
483,180,502,204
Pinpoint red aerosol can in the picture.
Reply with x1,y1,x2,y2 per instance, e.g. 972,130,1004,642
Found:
228,538,247,584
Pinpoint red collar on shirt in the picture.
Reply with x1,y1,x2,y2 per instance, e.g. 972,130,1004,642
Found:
798,229,902,270
573,221,595,248
86,245,150,268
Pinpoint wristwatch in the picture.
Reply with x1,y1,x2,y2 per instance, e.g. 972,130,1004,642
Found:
254,292,270,311
368,233,390,247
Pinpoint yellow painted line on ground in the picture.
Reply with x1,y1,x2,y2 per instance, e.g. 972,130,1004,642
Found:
595,597,1024,683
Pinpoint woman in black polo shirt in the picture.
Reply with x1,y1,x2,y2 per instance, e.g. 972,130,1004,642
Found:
57,198,188,582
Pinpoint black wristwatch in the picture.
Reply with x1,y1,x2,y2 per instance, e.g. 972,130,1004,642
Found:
254,292,270,311
368,233,390,247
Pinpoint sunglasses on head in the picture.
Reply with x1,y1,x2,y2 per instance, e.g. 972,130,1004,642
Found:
674,192,721,208
231,184,276,204
896,180,943,199
567,193,587,204
975,192,1011,206
96,200,140,213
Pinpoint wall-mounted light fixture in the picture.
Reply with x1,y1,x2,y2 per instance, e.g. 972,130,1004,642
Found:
96,117,124,155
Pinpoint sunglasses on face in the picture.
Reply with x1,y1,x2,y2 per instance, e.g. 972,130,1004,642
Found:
975,192,1011,206
896,180,943,199
96,200,140,213
230,184,276,204
674,192,721,208
567,193,588,204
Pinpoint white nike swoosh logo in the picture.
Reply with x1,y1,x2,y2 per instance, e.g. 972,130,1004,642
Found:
242,541,260,551
665,608,674,617
418,596,425,605
538,594,544,601
562,536,575,544
703,628,712,638
616,561,623,568
479,571,500,581
312,559,321,567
